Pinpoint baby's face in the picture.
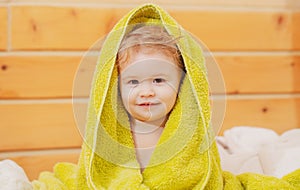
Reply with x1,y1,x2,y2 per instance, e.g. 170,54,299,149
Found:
119,52,182,124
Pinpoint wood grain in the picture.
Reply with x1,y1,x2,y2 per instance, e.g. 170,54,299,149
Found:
0,103,83,151
214,55,299,94
0,98,298,151
9,0,290,8
218,97,300,135
0,7,7,50
1,55,299,99
11,6,128,50
293,56,300,92
11,6,293,50
0,55,96,98
292,12,300,50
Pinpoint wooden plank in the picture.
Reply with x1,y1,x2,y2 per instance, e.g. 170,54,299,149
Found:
0,103,83,151
0,55,298,99
218,97,300,135
292,12,300,50
11,6,129,50
294,56,300,92
0,151,80,181
213,55,299,94
0,56,97,98
9,0,290,8
11,6,293,51
0,97,298,152
0,7,7,50
171,11,292,51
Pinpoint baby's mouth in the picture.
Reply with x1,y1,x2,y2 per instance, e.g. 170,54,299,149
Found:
137,102,159,107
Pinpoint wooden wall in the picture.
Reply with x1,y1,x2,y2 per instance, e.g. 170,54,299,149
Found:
0,0,299,180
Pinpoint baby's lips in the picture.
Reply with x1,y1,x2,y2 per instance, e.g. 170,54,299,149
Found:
137,102,160,106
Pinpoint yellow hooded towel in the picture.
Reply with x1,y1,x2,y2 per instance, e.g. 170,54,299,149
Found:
32,3,300,190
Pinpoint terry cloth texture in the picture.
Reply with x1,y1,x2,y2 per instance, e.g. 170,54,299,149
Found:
32,3,300,190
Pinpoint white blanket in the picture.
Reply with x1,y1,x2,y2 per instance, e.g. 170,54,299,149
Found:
217,126,300,178
0,160,32,190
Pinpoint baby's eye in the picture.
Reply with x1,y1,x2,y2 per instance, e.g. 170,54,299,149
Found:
128,80,139,85
153,78,165,84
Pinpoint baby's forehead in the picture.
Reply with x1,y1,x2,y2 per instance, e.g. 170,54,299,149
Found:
118,51,180,72
119,56,183,80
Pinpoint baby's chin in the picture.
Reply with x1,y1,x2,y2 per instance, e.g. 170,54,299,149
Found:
131,115,168,127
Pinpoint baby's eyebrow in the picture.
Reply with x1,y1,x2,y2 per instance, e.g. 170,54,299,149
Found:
120,75,138,80
120,73,169,81
152,73,168,78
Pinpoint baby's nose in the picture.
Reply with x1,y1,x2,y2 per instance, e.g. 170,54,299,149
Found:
139,84,155,98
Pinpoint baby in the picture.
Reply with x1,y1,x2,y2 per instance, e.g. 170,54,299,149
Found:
29,4,300,189
116,25,184,172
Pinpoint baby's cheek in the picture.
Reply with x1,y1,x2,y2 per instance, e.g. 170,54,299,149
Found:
161,88,178,105
165,86,179,96
122,88,138,105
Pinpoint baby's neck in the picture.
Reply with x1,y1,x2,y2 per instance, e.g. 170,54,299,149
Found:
130,118,165,148
130,118,166,171
131,119,164,134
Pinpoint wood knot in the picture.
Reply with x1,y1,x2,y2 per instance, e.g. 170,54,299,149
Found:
233,90,239,94
1,65,7,71
262,107,268,113
30,19,37,32
277,15,284,25
229,90,239,95
290,62,295,67
71,9,77,17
